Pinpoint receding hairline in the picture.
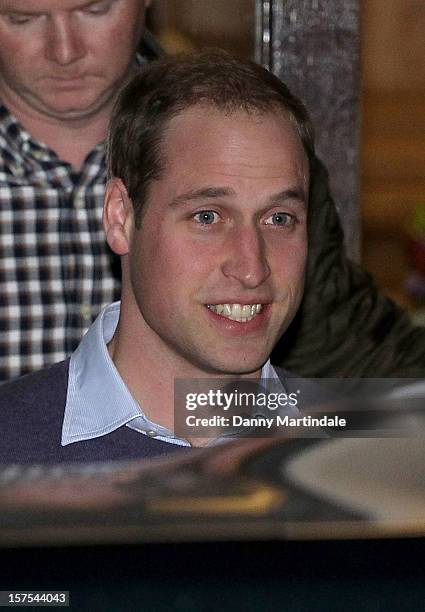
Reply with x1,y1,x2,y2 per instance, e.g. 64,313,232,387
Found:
146,102,310,172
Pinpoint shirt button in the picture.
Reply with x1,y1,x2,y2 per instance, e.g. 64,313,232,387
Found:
146,430,157,437
80,304,92,320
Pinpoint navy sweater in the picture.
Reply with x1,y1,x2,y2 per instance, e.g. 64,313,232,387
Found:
0,360,191,464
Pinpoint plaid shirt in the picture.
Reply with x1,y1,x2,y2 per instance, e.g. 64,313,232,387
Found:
0,105,121,381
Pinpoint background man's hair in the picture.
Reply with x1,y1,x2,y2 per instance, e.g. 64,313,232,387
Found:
107,49,315,227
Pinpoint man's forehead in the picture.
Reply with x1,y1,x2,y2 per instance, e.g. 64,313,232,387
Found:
161,106,309,179
165,105,305,151
149,107,309,212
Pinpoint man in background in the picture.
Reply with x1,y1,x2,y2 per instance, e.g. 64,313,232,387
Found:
0,0,150,379
0,0,423,383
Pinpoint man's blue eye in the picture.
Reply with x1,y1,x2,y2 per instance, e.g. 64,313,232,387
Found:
194,211,218,225
265,212,294,226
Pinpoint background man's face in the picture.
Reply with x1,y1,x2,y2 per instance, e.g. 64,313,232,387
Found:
125,106,309,376
0,0,148,120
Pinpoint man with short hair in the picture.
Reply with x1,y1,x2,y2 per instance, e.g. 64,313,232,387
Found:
0,1,423,386
0,51,325,462
0,0,150,380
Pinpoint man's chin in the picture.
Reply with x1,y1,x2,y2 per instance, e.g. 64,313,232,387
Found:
198,356,267,378
29,90,113,122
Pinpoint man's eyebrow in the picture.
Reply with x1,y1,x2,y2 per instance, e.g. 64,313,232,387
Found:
76,0,116,10
0,2,30,12
0,0,113,13
169,186,307,209
268,188,307,206
169,187,236,207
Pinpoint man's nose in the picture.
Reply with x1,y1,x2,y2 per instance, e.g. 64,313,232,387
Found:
221,225,271,289
45,16,85,65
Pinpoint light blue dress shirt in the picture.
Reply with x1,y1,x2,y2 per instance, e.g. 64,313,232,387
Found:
62,302,298,447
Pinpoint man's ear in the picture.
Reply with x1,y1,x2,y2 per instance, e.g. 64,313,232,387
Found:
103,178,134,256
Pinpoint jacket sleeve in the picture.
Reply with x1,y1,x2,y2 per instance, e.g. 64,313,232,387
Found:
272,155,425,377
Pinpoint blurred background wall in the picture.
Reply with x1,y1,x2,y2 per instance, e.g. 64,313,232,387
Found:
361,0,425,317
147,0,425,321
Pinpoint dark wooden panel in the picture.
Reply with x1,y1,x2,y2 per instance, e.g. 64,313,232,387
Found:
256,0,360,260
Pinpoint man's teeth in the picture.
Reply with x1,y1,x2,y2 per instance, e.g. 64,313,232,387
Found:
207,303,263,322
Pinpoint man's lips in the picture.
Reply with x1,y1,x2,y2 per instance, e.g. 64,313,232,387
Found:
204,302,271,332
44,78,88,91
207,302,264,321
43,74,97,85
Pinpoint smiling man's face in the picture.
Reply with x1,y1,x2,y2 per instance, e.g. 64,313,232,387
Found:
112,106,309,377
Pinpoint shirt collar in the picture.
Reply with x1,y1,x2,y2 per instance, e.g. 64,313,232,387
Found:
0,102,106,177
62,302,286,446
63,302,141,445
0,104,46,158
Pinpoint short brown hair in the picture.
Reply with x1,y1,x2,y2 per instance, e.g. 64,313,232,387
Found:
108,49,314,227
